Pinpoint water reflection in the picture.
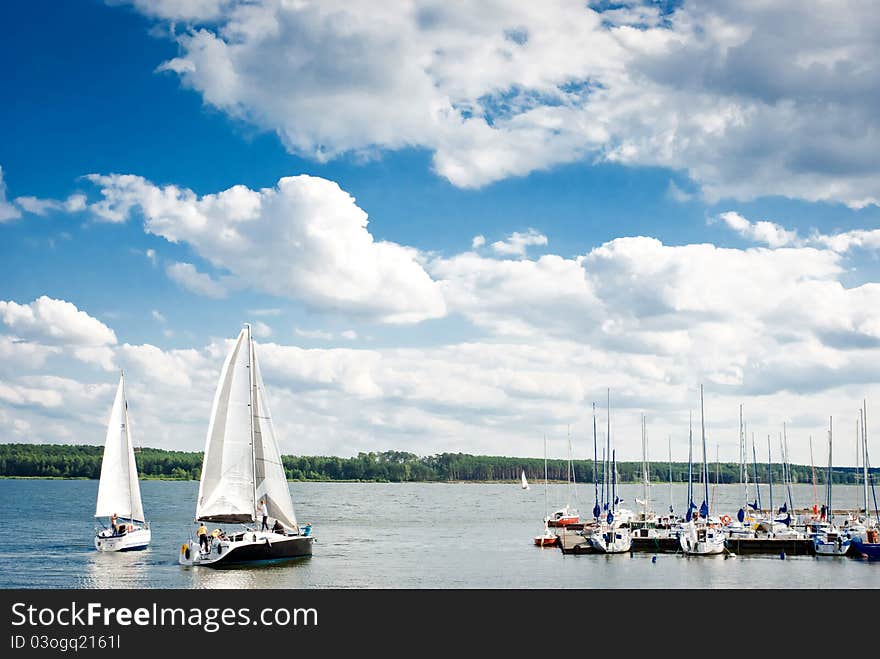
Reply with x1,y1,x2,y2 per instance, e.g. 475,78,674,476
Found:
81,549,153,589
185,557,313,590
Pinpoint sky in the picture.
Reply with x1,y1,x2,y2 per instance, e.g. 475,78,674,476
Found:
2,0,880,466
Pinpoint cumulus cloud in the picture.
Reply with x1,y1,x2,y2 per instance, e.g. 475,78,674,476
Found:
0,166,21,222
490,229,548,257
126,1,880,206
15,194,87,215
716,210,880,254
165,262,228,299
86,173,446,323
471,235,486,249
0,296,117,346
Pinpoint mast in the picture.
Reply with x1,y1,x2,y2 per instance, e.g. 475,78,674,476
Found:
862,404,869,519
752,434,762,511
767,435,773,522
606,388,611,512
809,435,818,516
121,370,133,520
826,417,833,522
783,424,794,515
641,414,649,517
687,411,694,521
739,405,746,507
592,404,600,520
668,435,673,515
700,384,709,519
246,323,258,519
543,434,548,523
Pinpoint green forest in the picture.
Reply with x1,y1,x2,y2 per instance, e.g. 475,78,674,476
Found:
0,443,875,484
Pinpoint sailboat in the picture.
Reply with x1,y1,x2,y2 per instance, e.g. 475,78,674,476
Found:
179,324,314,567
589,390,632,554
850,400,880,558
94,372,151,552
546,429,579,526
534,435,559,547
631,414,660,539
813,417,851,556
679,386,725,556
521,469,530,490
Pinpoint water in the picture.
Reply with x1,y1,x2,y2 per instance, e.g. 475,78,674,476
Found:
0,479,877,589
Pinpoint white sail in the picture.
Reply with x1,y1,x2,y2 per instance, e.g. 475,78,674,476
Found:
521,470,529,490
252,347,298,530
95,375,145,523
196,329,257,523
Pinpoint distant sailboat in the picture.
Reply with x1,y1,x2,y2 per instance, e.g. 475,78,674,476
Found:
179,324,314,567
521,469,530,490
94,372,151,552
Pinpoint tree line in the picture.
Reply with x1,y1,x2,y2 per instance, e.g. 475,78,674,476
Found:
0,443,876,484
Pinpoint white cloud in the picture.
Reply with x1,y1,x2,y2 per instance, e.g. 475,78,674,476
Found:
471,235,486,249
716,210,880,254
248,308,281,316
130,1,880,206
145,248,157,265
87,173,446,323
165,262,228,299
716,211,800,248
340,330,358,340
252,320,272,338
151,309,167,323
490,228,548,257
14,194,86,215
0,296,117,346
0,165,21,222
294,328,335,341
666,180,694,203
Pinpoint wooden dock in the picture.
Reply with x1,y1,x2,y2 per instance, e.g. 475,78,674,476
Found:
556,527,821,556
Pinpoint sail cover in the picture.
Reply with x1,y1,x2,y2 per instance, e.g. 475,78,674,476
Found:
196,329,257,523
95,375,145,523
252,351,299,530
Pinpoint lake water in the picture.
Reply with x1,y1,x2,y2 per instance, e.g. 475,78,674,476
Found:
0,479,877,589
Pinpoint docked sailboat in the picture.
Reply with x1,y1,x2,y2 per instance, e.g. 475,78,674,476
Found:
679,387,725,556
179,324,314,567
94,372,151,552
589,392,632,554
813,417,851,556
534,436,559,547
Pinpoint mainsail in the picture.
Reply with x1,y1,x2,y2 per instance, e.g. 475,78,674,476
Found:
196,325,299,529
95,374,145,523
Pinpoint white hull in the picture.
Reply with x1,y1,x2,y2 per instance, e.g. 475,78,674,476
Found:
589,527,632,553
814,532,851,556
679,524,726,555
94,526,151,552
179,530,313,567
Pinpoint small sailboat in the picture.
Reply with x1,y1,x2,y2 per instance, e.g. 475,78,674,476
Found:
546,429,579,526
535,435,558,546
521,469,530,490
94,372,151,552
679,386,725,556
179,324,314,567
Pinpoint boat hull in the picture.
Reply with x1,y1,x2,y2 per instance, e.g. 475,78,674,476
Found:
179,532,314,567
589,529,632,553
94,527,151,552
851,538,880,559
534,535,558,547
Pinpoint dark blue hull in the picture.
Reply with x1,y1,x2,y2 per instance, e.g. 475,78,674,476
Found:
851,539,880,559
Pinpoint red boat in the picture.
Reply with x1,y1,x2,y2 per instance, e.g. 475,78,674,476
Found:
534,524,559,547
546,507,579,527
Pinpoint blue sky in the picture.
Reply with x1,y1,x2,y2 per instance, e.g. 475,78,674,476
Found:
2,1,880,464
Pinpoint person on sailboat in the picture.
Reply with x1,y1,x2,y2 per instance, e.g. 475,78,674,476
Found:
197,522,209,553
258,499,269,531
110,513,118,534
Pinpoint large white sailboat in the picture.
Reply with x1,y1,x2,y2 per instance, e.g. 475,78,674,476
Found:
94,372,151,552
179,324,314,567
